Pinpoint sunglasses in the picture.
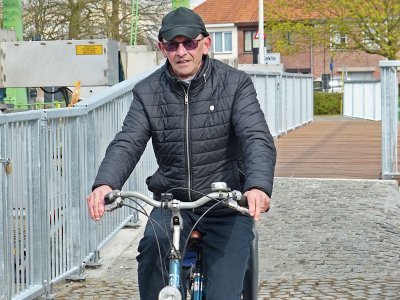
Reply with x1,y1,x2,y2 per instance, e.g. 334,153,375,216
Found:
162,38,203,52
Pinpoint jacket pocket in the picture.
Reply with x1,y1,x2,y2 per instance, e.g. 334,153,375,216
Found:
146,168,164,193
232,161,245,191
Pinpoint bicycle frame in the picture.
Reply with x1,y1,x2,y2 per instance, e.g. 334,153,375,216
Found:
104,183,250,300
159,209,184,299
185,231,204,300
160,199,205,300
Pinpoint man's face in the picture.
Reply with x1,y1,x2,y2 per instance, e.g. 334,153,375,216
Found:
159,35,211,80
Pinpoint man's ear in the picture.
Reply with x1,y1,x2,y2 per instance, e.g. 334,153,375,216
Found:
202,37,212,55
158,42,167,58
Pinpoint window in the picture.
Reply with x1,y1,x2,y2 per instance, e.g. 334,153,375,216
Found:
244,30,257,52
363,27,379,51
331,32,348,49
265,33,273,51
285,32,293,46
212,32,232,53
244,30,272,52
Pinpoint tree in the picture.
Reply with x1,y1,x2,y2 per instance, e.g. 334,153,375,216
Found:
22,0,97,40
22,0,60,40
264,0,400,59
98,0,170,45
20,0,170,46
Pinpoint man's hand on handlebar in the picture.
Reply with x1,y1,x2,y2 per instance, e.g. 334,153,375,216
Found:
244,188,270,222
86,185,112,221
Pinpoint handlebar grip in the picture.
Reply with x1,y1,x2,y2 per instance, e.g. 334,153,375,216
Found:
238,194,248,208
104,190,120,205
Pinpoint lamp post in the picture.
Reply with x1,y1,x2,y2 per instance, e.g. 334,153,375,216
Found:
258,0,264,64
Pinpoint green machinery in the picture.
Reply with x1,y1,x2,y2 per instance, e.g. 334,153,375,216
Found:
2,0,27,108
171,0,190,9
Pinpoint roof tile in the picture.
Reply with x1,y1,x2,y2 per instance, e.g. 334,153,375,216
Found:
193,0,322,24
194,0,259,24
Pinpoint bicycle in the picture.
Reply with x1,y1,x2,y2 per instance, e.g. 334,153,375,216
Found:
104,182,258,300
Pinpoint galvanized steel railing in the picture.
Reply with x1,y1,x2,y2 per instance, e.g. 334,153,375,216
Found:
380,60,400,180
247,71,313,137
0,65,313,300
343,80,382,120
0,71,158,300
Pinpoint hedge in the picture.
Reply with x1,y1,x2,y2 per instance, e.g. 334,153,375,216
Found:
314,92,342,115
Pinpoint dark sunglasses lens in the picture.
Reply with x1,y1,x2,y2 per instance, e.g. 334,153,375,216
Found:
164,42,178,51
182,39,198,50
164,39,199,51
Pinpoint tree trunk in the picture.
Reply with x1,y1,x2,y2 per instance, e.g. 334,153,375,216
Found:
68,0,85,39
110,0,120,41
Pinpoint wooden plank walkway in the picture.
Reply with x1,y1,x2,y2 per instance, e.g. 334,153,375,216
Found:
274,116,383,179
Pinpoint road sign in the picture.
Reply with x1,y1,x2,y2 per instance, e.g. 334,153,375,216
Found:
254,30,266,39
264,53,281,65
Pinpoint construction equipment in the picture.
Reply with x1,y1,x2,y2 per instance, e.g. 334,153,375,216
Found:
2,0,27,108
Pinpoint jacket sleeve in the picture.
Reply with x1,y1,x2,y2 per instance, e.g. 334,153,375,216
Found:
92,90,151,190
231,72,276,197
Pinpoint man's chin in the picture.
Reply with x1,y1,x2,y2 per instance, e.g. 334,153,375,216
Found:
174,69,194,80
173,64,193,75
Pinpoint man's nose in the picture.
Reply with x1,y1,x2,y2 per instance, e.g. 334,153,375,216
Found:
176,42,188,55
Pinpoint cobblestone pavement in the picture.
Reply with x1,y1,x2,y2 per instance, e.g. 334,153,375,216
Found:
52,178,400,299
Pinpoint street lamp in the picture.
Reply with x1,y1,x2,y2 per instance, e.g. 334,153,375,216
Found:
258,0,264,64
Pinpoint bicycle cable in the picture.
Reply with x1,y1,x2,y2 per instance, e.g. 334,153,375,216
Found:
118,198,171,287
111,190,243,292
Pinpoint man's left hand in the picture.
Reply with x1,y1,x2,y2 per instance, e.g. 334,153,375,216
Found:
244,188,270,221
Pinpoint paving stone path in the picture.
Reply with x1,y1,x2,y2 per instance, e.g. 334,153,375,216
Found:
52,178,400,299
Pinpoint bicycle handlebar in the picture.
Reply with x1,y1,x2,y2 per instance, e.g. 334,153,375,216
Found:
104,189,249,215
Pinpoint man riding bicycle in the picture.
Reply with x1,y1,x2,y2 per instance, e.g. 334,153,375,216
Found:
86,7,276,300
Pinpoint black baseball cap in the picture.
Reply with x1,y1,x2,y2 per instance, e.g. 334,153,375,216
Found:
158,7,209,42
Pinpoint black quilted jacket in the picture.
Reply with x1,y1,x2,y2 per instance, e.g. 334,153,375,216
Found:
93,56,276,205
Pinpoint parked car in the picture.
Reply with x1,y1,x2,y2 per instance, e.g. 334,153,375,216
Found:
314,77,349,93
328,79,344,93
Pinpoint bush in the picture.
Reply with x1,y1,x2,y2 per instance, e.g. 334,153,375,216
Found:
314,92,342,115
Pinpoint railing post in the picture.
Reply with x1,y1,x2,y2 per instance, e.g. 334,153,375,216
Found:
0,118,13,300
34,117,48,295
83,111,101,267
37,115,53,299
0,123,8,300
380,60,400,179
67,116,86,281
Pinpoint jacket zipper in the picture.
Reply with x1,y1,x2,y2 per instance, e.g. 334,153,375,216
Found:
182,83,192,201
181,64,208,202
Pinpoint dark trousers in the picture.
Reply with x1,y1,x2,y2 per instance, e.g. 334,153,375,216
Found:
137,208,254,300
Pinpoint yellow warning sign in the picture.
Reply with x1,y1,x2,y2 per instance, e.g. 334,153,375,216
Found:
76,45,103,55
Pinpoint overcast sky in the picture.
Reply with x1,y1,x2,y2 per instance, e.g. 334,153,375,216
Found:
191,0,206,8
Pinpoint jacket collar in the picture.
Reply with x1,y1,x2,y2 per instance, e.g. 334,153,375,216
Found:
164,55,211,92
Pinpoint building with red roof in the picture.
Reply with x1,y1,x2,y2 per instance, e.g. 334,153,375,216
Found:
194,0,386,81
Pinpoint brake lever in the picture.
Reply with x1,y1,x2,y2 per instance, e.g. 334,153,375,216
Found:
105,196,124,212
225,198,249,215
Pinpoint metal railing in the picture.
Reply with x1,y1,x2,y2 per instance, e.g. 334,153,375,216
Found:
0,65,313,299
380,60,400,180
343,80,381,120
0,70,158,300
246,71,313,137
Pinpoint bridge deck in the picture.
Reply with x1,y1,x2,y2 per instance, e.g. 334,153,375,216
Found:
274,116,383,179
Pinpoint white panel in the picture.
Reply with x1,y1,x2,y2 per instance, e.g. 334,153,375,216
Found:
0,39,119,87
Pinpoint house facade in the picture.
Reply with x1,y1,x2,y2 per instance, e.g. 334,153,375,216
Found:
194,0,386,81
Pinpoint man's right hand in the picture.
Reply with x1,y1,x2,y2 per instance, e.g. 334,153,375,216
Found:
86,185,112,221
